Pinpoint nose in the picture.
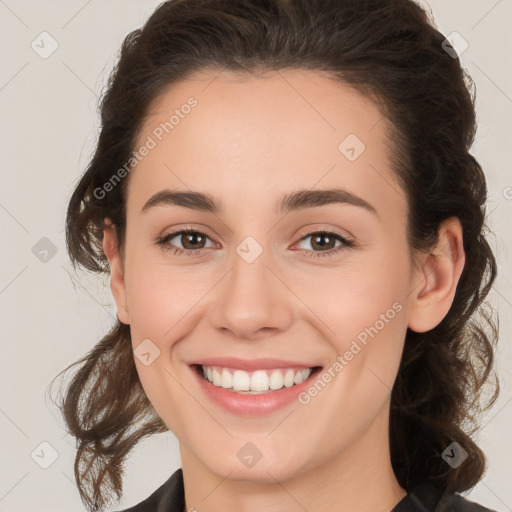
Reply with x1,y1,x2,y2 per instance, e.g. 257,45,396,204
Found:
210,246,294,341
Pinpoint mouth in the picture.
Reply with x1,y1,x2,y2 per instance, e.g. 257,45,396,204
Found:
191,364,323,394
187,356,324,415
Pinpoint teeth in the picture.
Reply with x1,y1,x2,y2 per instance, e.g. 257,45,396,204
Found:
269,370,283,390
212,368,222,386
200,365,313,393
283,368,295,387
221,368,232,388
233,370,250,391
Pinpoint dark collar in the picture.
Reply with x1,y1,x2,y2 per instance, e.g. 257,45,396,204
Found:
116,469,497,512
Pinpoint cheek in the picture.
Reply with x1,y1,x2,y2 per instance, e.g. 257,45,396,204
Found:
304,256,409,339
302,248,410,388
123,253,201,341
296,266,409,436
123,257,194,424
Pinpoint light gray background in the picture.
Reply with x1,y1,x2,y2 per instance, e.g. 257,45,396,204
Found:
0,1,511,511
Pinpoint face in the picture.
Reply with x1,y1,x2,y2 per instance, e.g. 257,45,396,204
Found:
103,68,461,484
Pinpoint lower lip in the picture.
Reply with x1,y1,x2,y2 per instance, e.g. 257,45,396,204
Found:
190,365,322,416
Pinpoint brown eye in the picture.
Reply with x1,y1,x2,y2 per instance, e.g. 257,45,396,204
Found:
309,233,338,251
178,231,207,250
295,230,354,259
156,229,214,256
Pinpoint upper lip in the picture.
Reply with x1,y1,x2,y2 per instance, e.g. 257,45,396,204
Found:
189,357,320,371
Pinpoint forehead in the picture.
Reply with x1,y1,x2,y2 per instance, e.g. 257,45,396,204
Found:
126,68,406,220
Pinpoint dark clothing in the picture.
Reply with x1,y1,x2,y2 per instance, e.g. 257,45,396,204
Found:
115,468,498,512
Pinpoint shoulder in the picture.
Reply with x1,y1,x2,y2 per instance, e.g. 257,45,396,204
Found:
396,480,499,512
114,468,185,512
435,491,499,512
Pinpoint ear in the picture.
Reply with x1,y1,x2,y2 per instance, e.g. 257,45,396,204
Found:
102,217,130,325
407,217,466,333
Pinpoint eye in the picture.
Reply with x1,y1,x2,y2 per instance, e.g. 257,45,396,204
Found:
155,228,354,259
155,228,216,256
293,230,354,259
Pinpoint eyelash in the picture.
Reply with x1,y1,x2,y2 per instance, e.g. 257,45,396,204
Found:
155,228,354,259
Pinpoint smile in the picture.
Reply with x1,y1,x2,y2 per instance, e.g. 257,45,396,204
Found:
200,365,313,393
189,362,323,416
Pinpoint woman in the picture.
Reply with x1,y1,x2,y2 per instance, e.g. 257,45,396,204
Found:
50,0,501,510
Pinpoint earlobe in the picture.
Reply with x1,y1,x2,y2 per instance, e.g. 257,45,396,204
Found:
407,217,466,333
102,217,130,325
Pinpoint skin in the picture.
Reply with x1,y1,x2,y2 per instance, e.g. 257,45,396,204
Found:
102,68,465,512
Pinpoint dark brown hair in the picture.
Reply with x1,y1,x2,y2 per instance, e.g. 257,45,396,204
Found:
48,0,500,510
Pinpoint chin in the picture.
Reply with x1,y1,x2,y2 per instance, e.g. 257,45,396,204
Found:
201,447,314,484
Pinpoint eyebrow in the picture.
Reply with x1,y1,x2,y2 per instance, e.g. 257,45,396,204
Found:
140,187,379,217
